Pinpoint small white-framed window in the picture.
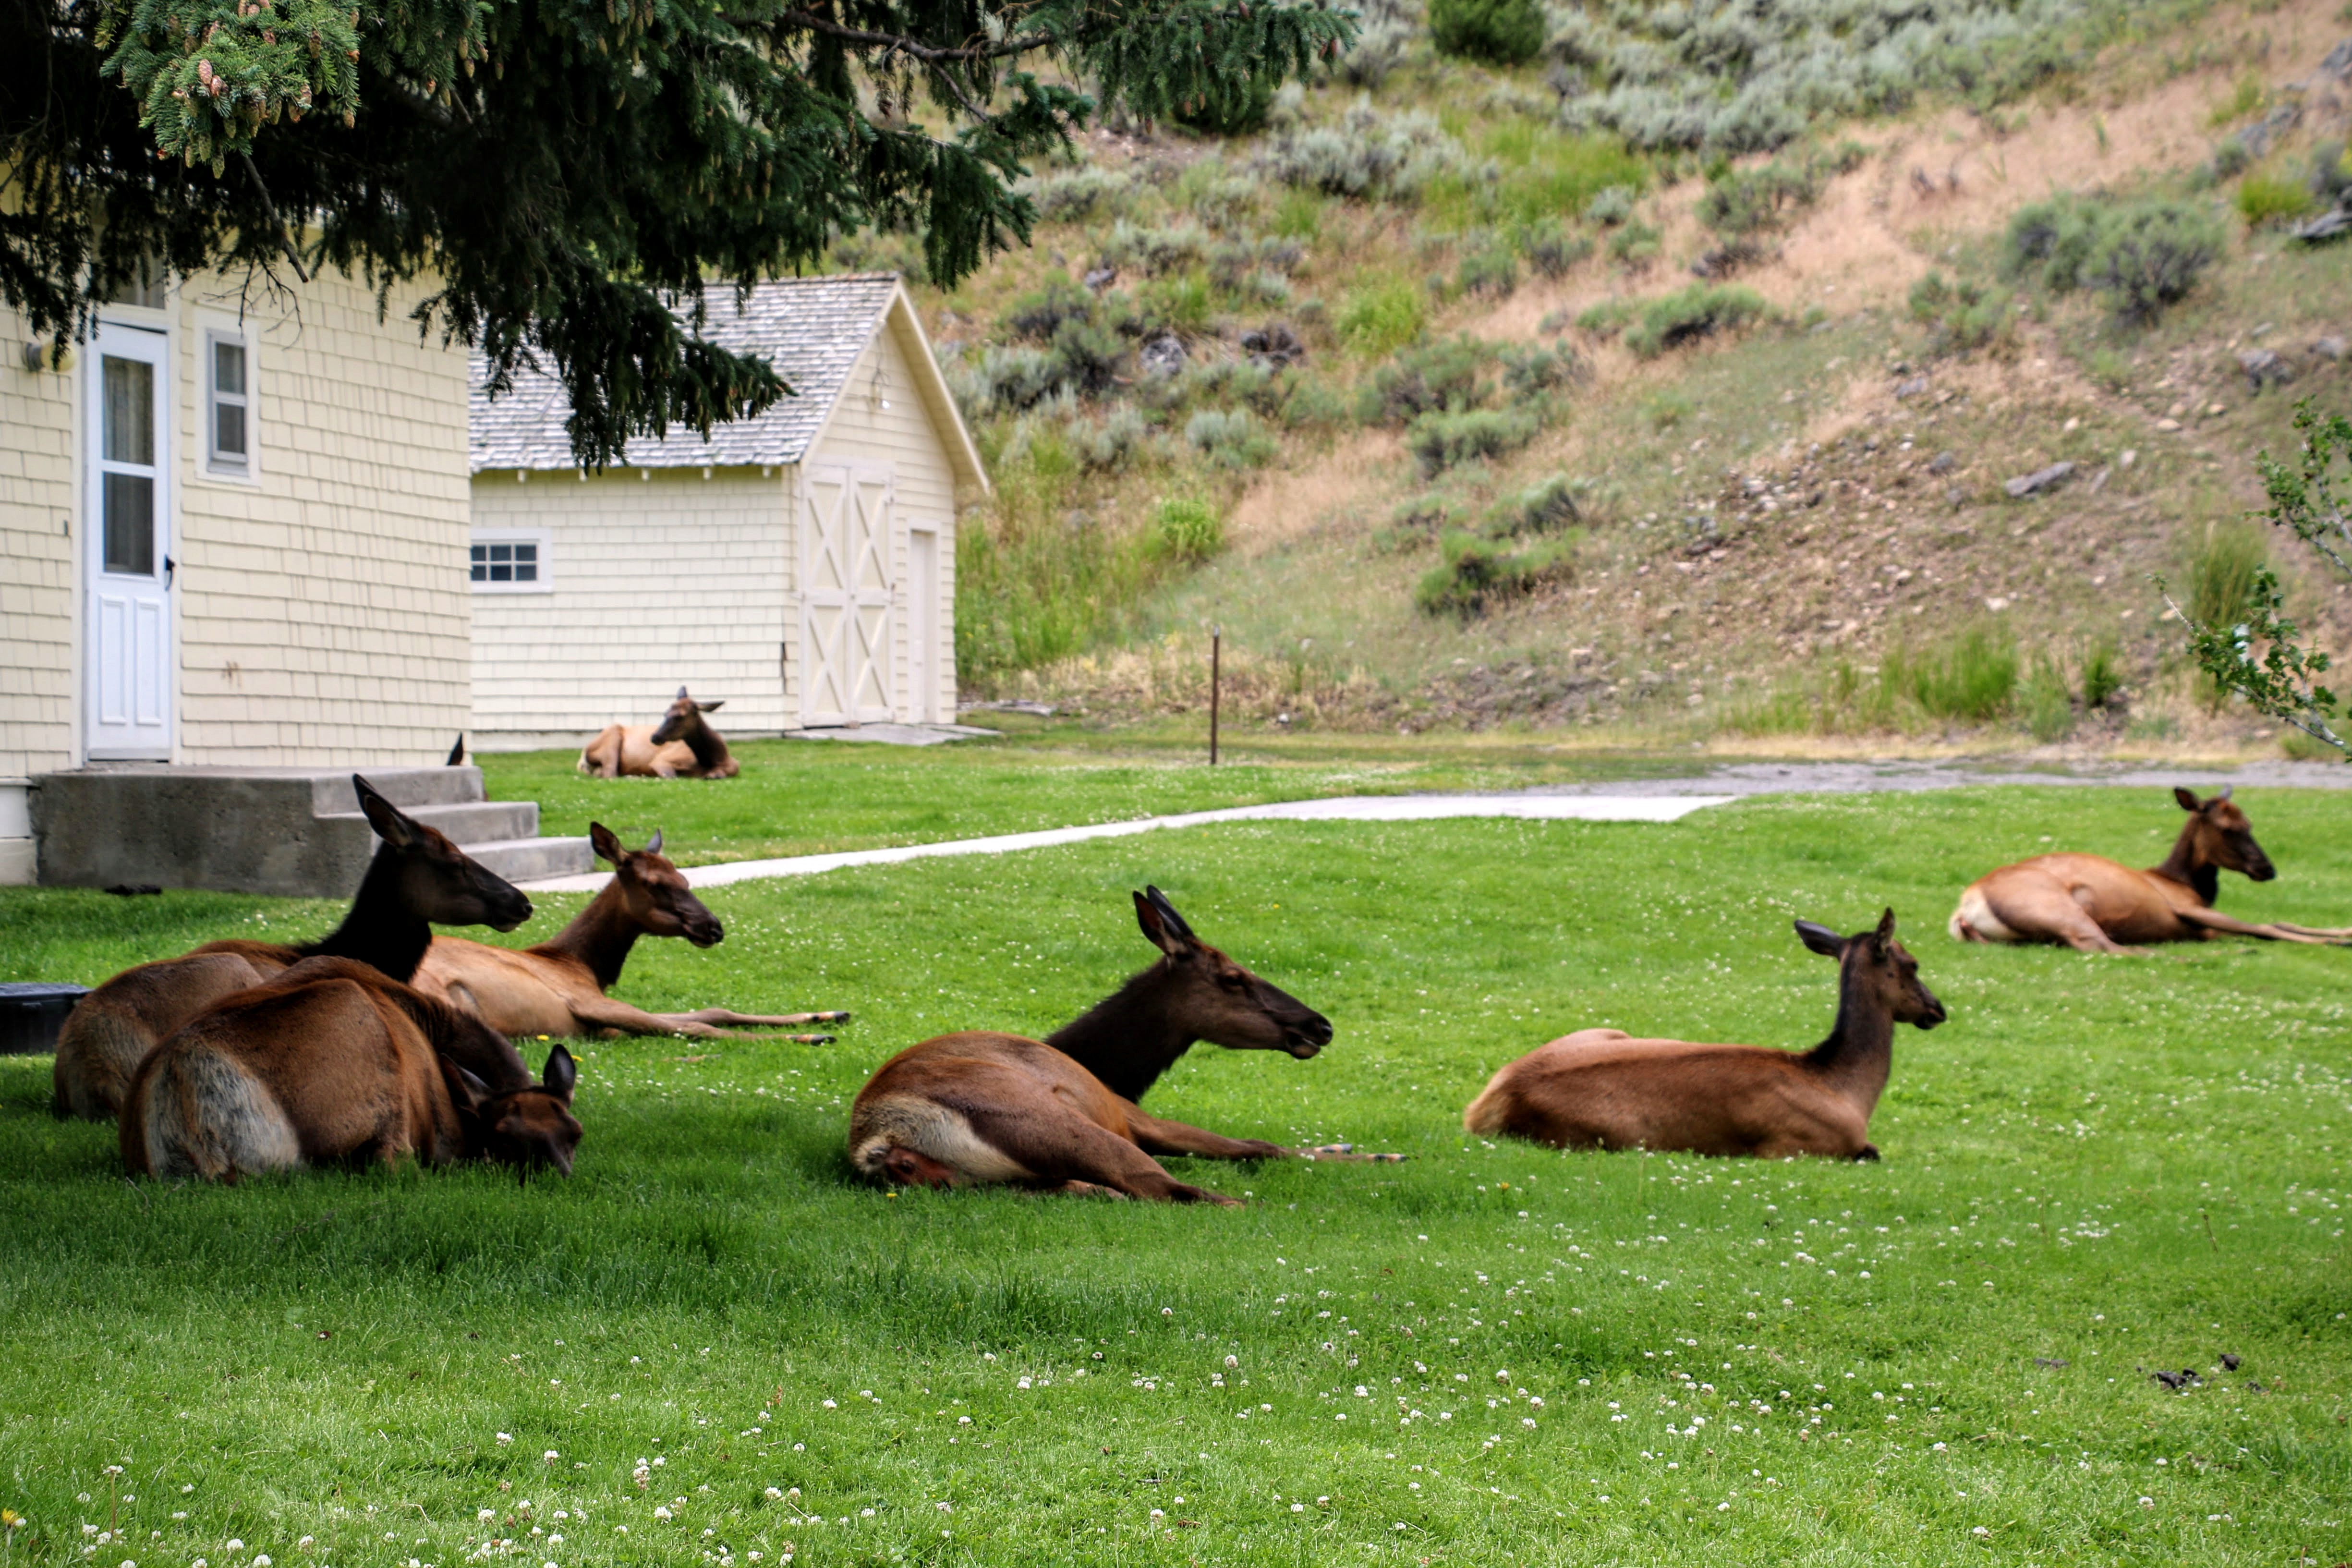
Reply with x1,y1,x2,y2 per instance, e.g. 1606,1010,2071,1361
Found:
469,529,553,593
204,330,252,475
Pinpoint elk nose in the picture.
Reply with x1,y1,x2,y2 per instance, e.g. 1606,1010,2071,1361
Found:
1287,1010,1334,1053
2248,857,2277,882
687,914,724,948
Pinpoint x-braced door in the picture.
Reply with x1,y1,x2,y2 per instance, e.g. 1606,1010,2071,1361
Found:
799,466,896,726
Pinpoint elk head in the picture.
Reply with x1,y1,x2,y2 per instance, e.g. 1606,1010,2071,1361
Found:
444,1043,583,1178
1796,908,1946,1029
2174,785,2275,882
650,686,725,747
354,775,533,931
589,822,722,947
1133,886,1334,1058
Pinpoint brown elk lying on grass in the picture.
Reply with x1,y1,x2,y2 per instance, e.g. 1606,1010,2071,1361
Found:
849,887,1393,1204
51,778,533,1121
579,687,739,779
121,957,581,1182
414,824,847,1041
1464,910,1945,1160
1950,787,2352,955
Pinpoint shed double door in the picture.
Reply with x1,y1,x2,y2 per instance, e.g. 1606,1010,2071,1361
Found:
799,465,897,727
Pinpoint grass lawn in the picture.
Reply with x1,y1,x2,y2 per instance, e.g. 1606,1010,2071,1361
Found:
2,780,2349,1566
470,719,1733,866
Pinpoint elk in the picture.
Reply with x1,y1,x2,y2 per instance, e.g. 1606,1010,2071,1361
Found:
1949,787,2352,955
578,687,738,779
1463,910,1945,1161
120,956,581,1182
51,778,533,1121
849,887,1388,1204
413,823,848,1041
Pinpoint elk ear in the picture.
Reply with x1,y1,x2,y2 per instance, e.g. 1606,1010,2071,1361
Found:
589,822,626,866
2174,786,2204,812
439,1055,492,1117
697,700,724,714
445,733,466,766
353,776,417,849
1873,906,1898,951
2216,783,2232,802
1135,890,1193,957
644,827,664,855
1145,886,1198,941
1794,920,1845,957
542,1044,578,1105
676,685,690,700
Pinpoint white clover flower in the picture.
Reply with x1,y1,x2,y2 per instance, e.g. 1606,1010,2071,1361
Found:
254,1556,272,1566
1973,1527,1990,1538
296,1541,314,1553
1148,1510,1164,1520
652,1509,671,1522
541,1453,558,1464
821,1401,836,1410
496,1435,512,1446
1289,1504,1304,1514
764,1490,782,1502
226,1543,244,1554
859,1510,874,1519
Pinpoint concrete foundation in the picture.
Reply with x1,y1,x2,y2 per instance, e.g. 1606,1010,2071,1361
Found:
30,766,591,898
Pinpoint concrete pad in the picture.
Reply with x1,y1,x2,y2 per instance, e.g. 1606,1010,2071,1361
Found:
786,724,1002,746
516,791,1735,892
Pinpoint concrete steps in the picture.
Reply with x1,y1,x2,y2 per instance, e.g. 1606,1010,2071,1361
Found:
32,763,591,897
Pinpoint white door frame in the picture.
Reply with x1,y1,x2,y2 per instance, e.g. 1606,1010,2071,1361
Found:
907,525,939,725
83,316,177,761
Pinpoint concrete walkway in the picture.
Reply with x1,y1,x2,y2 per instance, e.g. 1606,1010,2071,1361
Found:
515,791,1735,892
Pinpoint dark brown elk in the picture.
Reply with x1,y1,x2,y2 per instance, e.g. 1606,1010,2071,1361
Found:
1463,910,1945,1160
1950,787,2352,955
413,823,847,1041
578,687,738,779
120,956,580,1181
52,778,533,1121
849,887,1386,1204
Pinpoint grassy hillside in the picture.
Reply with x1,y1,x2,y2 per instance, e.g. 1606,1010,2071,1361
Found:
873,0,2352,760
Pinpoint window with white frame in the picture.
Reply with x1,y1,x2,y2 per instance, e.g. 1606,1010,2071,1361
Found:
204,330,252,475
469,529,553,592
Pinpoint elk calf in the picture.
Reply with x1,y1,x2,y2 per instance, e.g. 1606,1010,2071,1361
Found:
121,957,580,1182
1951,787,2352,954
1465,911,1944,1160
53,778,532,1120
850,887,1380,1203
578,688,738,779
415,824,847,1040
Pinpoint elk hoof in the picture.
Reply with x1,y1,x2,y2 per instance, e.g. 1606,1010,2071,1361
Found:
1855,1143,1882,1162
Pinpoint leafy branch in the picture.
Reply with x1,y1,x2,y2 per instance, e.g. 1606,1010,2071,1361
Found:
2163,399,2352,754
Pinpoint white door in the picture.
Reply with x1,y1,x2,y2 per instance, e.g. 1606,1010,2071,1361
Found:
85,321,174,759
798,465,896,727
908,527,938,724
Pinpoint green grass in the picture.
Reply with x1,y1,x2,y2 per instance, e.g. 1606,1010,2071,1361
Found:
3,785,2351,1566
461,727,1719,868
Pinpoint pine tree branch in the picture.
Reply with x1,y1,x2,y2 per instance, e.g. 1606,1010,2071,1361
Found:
237,153,311,283
750,11,1058,64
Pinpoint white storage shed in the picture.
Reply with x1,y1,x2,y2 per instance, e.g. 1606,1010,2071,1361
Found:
465,274,987,747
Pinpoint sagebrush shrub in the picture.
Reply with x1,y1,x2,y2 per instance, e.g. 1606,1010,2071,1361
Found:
1623,284,1767,356
1430,0,1542,63
1586,184,1637,226
1455,238,1519,298
1522,223,1595,278
1500,342,1585,399
1026,166,1138,223
1414,529,1571,618
1099,220,1209,277
2086,201,2225,324
1185,408,1277,469
2003,198,2100,292
1358,336,1492,425
1406,407,1538,476
1255,103,1476,204
1486,475,1583,535
1907,270,2013,356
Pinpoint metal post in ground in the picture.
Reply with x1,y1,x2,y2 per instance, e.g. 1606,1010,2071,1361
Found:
1209,627,1222,766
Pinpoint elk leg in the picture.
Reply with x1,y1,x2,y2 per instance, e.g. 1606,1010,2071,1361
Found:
961,1101,1242,1205
660,1008,852,1028
1983,884,2144,955
2176,908,2351,946
564,996,834,1043
2271,922,2352,940
1123,1104,1290,1162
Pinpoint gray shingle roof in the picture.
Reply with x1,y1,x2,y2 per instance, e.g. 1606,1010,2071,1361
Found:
468,274,904,474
